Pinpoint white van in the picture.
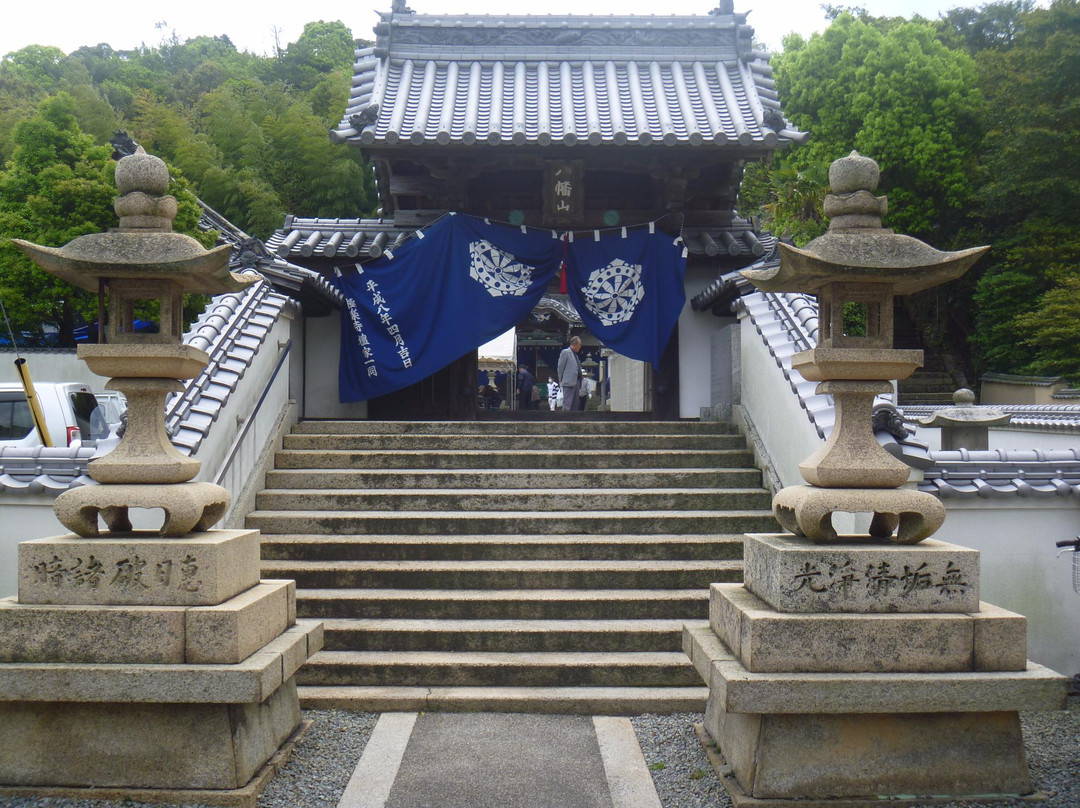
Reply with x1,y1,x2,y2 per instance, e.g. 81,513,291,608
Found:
0,382,110,449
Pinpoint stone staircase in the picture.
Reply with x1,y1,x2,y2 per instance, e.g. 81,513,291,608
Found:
248,419,777,714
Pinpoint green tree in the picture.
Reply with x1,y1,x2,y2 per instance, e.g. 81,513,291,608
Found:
968,0,1080,376
0,93,114,343
937,1,1036,52
739,158,829,246
0,94,212,345
772,13,984,241
1014,275,1080,381
279,21,356,90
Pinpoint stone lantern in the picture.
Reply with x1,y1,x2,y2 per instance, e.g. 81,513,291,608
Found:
14,147,248,536
742,151,988,542
683,152,1066,807
1,147,322,799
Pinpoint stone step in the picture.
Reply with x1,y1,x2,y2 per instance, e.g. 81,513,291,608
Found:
297,685,708,714
252,417,767,712
254,487,773,513
261,534,744,562
261,559,743,590
281,433,746,451
248,509,777,536
297,650,703,687
320,618,687,652
272,448,756,470
294,588,709,620
263,467,762,490
292,420,736,435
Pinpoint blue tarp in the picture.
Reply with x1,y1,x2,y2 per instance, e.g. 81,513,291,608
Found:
332,215,686,402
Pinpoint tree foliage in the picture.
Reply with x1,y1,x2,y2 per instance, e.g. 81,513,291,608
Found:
0,94,211,345
0,21,377,344
741,1,1080,382
768,13,984,242
0,22,375,240
966,0,1080,379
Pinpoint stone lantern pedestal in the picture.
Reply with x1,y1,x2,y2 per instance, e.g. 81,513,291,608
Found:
0,147,321,804
684,533,1063,804
686,153,1067,806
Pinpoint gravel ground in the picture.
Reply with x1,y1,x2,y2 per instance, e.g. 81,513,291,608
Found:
0,697,1075,808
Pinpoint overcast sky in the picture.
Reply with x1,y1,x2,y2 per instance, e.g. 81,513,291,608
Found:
5,0,993,59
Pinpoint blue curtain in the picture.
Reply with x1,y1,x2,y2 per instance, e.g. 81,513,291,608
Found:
564,227,686,366
332,215,686,402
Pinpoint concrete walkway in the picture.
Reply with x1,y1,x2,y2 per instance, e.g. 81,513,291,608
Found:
336,713,663,808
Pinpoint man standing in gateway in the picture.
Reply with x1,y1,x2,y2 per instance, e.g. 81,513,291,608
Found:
558,336,582,412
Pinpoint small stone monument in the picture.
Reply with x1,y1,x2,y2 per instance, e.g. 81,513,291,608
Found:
684,152,1067,806
920,388,1011,450
0,148,322,802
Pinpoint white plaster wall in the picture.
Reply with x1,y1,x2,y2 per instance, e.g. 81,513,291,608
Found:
739,312,823,489
912,425,1080,454
678,267,716,419
989,428,1080,453
0,351,101,389
304,313,368,419
935,500,1080,678
0,496,66,597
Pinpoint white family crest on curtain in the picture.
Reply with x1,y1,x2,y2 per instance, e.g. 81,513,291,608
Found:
469,239,533,297
581,258,645,325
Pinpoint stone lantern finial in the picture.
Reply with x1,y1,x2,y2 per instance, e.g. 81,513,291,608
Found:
823,151,888,231
113,146,177,232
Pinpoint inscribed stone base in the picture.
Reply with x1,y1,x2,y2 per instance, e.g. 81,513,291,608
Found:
709,584,1027,673
742,533,980,613
702,704,1033,801
0,676,301,790
18,529,261,606
0,580,295,664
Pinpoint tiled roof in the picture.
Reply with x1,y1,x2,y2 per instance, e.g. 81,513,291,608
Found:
739,288,831,440
0,445,95,493
161,207,306,457
902,403,1080,434
164,270,294,457
267,217,417,261
920,449,1080,500
691,246,779,313
980,372,1067,386
201,206,342,307
332,11,806,149
267,215,775,263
